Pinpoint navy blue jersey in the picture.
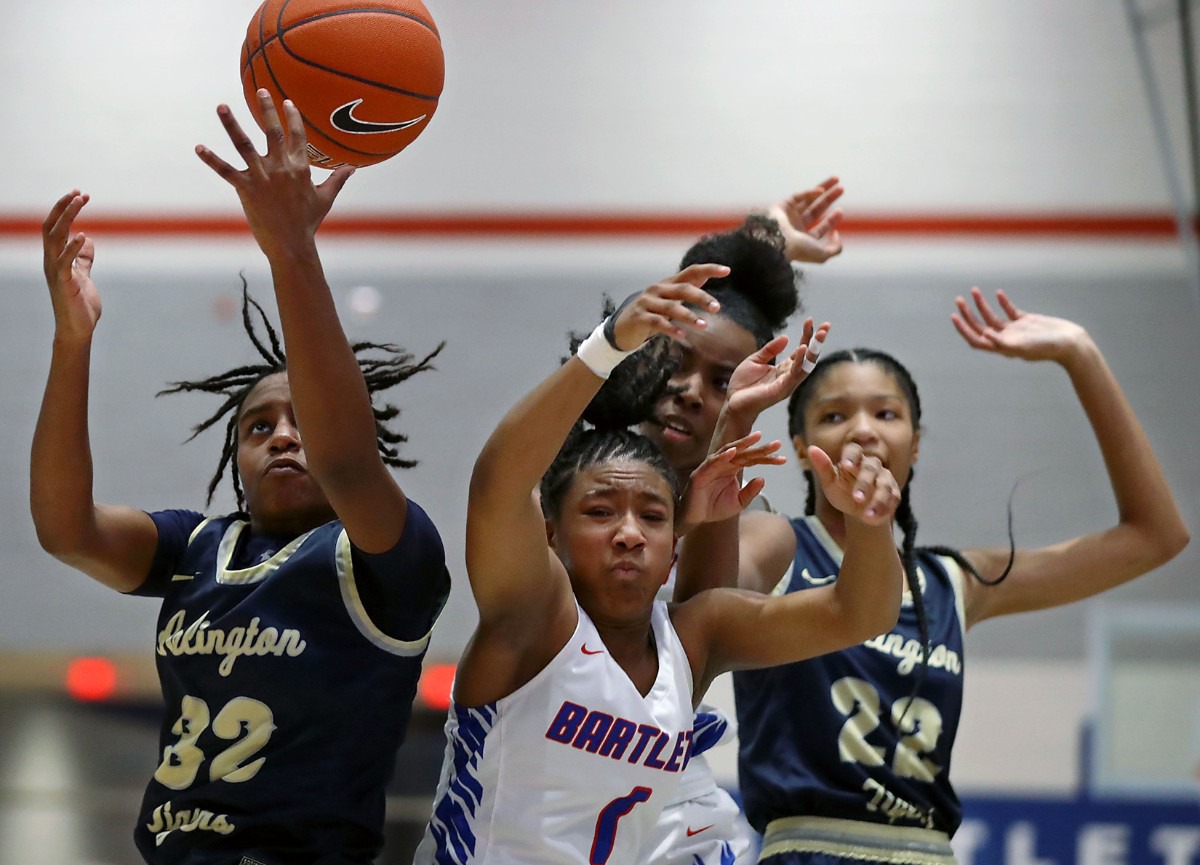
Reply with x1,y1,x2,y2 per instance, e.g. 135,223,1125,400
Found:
130,501,450,865
734,516,967,835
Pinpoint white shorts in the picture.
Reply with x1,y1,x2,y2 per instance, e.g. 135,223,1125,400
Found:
646,786,759,865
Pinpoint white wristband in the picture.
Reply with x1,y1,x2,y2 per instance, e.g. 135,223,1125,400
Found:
576,321,636,379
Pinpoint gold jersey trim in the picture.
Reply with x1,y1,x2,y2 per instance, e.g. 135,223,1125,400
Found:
760,815,956,865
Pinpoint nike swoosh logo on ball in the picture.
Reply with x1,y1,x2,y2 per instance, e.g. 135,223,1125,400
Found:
329,99,427,134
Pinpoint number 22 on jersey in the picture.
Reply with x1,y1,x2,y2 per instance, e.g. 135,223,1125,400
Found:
831,676,943,782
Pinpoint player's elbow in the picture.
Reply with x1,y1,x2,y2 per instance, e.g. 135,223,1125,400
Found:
32,512,85,561
855,598,901,644
1152,520,1190,567
831,591,899,649
1130,518,1191,573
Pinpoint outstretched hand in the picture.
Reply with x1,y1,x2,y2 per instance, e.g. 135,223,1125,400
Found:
767,177,845,264
676,432,785,533
196,88,354,260
723,318,830,424
42,190,101,341
808,442,900,527
608,263,728,351
951,287,1087,364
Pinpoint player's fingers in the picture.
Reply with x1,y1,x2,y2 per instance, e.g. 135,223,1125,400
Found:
318,165,356,201
279,98,309,158
58,232,88,274
74,236,96,278
838,442,865,476
970,287,1007,331
730,447,787,470
43,190,83,238
195,144,244,185
643,276,721,319
851,457,883,505
638,294,713,336
864,472,902,522
994,289,1023,321
745,334,790,367
954,295,988,335
669,262,730,292
798,317,815,347
950,312,993,350
800,323,829,374
807,445,838,487
812,209,844,239
786,189,820,212
255,89,286,147
46,232,87,289
738,477,767,510
804,184,844,222
216,103,262,167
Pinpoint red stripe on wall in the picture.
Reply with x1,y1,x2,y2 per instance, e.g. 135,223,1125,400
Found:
0,212,1184,239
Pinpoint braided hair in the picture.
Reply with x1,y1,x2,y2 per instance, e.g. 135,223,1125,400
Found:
157,278,444,509
541,324,683,522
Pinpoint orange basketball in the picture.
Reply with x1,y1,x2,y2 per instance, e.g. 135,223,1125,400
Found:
240,0,444,169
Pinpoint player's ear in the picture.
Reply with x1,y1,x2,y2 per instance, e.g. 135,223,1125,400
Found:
792,435,812,470
911,427,922,466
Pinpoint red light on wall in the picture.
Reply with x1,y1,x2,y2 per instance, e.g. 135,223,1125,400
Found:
418,664,456,712
65,657,117,702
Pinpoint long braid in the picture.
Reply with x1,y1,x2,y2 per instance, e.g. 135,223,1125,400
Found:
157,278,444,508
894,481,932,721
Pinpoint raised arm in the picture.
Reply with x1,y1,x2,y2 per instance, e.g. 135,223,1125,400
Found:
196,90,404,553
676,441,905,699
952,288,1190,626
30,191,159,592
766,176,845,264
454,267,725,705
675,322,827,599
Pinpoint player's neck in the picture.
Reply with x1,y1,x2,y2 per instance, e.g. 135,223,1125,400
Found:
592,618,660,697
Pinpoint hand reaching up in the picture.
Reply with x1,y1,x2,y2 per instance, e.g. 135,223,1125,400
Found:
196,88,354,261
42,190,101,342
952,287,1088,365
767,177,845,264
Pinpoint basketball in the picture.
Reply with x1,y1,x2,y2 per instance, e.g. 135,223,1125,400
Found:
240,0,444,169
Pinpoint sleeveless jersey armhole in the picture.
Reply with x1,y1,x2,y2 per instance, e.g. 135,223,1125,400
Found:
936,553,968,643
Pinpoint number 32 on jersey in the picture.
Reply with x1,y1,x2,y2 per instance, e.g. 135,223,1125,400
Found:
154,695,276,790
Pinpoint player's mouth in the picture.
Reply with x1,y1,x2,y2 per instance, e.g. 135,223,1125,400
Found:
611,560,642,579
265,458,305,476
658,416,693,444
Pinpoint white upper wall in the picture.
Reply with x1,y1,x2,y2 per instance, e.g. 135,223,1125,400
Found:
0,0,1186,215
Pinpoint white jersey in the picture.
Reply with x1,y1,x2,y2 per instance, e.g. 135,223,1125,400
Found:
653,558,758,865
415,600,695,865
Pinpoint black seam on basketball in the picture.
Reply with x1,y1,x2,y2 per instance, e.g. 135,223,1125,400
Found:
274,22,440,101
255,0,293,114
281,8,438,37
242,7,439,70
